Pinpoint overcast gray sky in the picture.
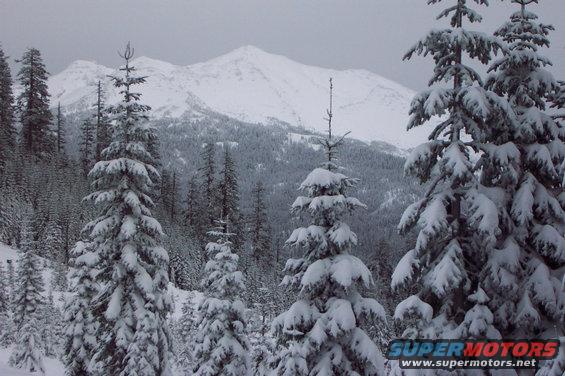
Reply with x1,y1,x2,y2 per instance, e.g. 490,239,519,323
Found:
1,0,564,91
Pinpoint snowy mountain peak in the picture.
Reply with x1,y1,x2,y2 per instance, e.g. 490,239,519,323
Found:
130,56,178,73
64,59,103,71
49,46,432,149
224,45,271,57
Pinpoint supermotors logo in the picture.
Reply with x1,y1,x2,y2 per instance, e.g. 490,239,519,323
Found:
387,339,560,369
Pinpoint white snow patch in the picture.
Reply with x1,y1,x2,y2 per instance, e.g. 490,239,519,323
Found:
287,133,322,151
0,347,65,376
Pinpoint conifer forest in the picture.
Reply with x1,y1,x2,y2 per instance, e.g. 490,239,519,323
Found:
0,0,563,375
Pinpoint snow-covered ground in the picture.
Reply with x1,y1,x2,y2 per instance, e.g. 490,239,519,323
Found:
0,244,64,375
287,132,322,151
42,45,433,149
0,347,65,376
0,243,18,266
0,242,201,375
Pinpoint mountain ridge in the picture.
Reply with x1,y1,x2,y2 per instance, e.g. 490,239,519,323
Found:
47,45,432,149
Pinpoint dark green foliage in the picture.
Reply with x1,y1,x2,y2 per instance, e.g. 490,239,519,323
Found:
183,174,205,237
55,103,66,155
157,114,418,274
217,147,244,251
94,80,111,162
248,180,271,266
161,168,179,222
0,46,15,172
16,48,54,157
80,118,95,175
198,142,217,228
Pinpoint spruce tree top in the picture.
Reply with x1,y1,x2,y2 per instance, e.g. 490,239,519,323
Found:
487,0,562,144
404,0,506,143
17,48,50,105
88,42,158,209
203,219,244,300
17,47,53,156
0,46,14,126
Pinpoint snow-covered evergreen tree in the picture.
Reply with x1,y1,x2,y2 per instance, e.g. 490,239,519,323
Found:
9,218,45,374
63,240,100,376
16,47,54,157
9,320,45,374
183,174,204,236
0,46,15,173
0,261,8,314
199,143,217,229
249,180,271,266
480,1,564,373
166,229,203,291
391,0,511,341
217,147,244,252
249,329,276,376
55,102,66,155
83,43,173,376
453,286,500,339
94,80,111,162
175,296,197,373
161,168,179,221
42,289,63,358
45,220,67,290
192,220,250,376
246,181,273,310
551,80,565,121
248,304,278,376
12,219,43,328
536,336,565,376
80,118,96,175
0,260,13,347
6,259,14,303
273,79,386,375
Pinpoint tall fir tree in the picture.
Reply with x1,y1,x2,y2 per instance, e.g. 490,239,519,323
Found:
0,261,8,314
42,289,63,358
391,0,511,343
45,221,67,290
56,102,66,155
192,220,251,376
0,46,15,173
161,169,178,222
183,174,204,236
175,296,197,373
246,180,273,310
6,259,14,304
85,43,173,376
9,218,45,374
218,147,244,251
480,1,564,373
249,181,271,265
80,118,95,175
551,80,565,120
16,47,54,157
94,80,111,162
0,260,14,347
169,170,177,221
63,241,100,376
199,142,217,228
273,79,386,375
